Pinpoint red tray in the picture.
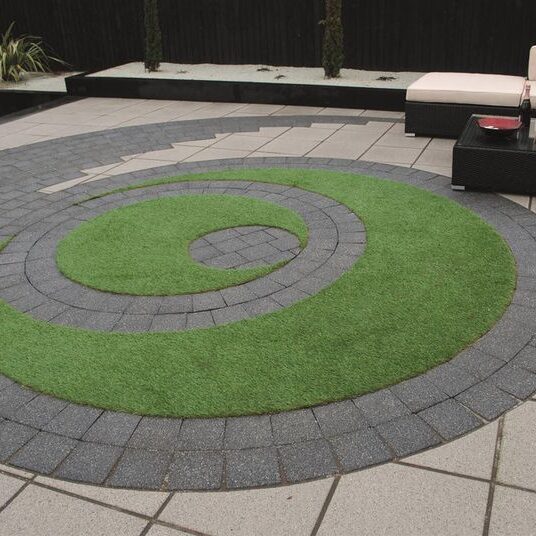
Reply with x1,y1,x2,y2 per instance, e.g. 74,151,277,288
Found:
477,117,522,137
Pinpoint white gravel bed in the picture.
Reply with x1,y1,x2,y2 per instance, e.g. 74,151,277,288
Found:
90,62,422,90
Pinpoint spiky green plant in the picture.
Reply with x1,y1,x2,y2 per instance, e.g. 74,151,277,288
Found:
0,22,62,82
144,0,163,72
321,0,344,78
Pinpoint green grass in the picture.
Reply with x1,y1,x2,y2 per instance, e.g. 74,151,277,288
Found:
0,237,13,250
56,195,308,295
0,169,515,417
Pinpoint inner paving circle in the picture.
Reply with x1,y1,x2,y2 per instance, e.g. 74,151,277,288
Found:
190,226,301,269
2,181,365,332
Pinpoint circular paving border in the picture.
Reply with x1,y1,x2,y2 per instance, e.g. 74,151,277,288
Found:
3,181,364,332
0,115,535,491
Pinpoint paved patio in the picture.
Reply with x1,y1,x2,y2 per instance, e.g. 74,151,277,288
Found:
0,97,535,535
0,400,535,535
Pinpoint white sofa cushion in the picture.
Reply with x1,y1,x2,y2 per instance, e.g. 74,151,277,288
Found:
406,72,526,107
528,46,536,107
529,45,536,81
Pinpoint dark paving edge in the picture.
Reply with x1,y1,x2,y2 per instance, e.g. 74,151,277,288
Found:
0,114,535,491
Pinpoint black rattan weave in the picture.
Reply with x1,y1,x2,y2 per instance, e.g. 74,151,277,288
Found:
452,115,536,194
405,101,519,138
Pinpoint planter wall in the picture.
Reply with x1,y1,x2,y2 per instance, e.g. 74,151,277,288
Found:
4,0,536,75
66,73,407,111
0,91,65,118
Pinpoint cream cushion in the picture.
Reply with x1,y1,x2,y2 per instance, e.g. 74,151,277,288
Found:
528,46,536,107
406,72,526,107
528,45,536,81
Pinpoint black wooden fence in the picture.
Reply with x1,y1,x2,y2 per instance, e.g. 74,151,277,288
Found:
3,0,536,75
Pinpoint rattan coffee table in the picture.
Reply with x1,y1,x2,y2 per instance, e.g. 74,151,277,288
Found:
452,115,536,194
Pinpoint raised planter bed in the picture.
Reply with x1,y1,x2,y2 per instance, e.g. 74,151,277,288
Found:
66,62,421,111
0,72,77,118
0,90,65,118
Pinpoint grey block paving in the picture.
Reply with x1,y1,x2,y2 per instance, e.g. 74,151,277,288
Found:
271,409,322,445
226,447,280,488
190,244,220,261
354,390,411,426
418,399,483,440
0,420,38,461
220,285,257,306
192,291,226,312
206,252,246,268
150,313,187,331
330,428,393,471
212,303,250,325
390,376,449,413
271,287,309,307
242,296,282,316
294,275,330,295
107,448,172,489
451,348,505,380
127,417,183,451
424,362,480,397
240,243,282,261
11,394,69,428
279,439,338,482
0,383,38,418
488,364,536,399
186,311,214,329
10,431,78,473
82,411,141,446
376,415,441,457
511,345,536,373
158,295,192,314
0,118,535,490
124,297,164,315
113,314,154,332
28,301,68,321
313,400,368,437
0,274,26,291
191,226,300,269
224,415,273,449
9,291,48,312
43,404,102,439
0,376,14,391
168,450,223,490
243,277,285,297
177,418,225,450
473,331,531,362
54,309,122,331
54,442,123,484
456,381,518,421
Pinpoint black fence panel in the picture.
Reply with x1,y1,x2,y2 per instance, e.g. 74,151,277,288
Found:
2,0,144,70
158,0,323,67
2,0,536,75
343,0,536,75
